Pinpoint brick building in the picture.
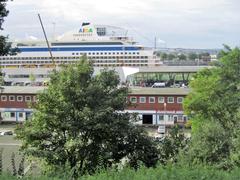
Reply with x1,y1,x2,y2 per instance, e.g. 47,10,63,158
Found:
0,86,44,122
0,86,190,124
126,87,190,125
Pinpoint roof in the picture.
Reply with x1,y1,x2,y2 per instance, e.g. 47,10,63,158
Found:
137,66,211,73
129,87,191,95
0,86,46,94
0,86,190,96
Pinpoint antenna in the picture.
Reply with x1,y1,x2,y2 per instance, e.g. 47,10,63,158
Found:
52,22,56,41
38,14,56,67
154,36,157,50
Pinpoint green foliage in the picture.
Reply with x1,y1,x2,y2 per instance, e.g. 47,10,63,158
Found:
167,53,176,60
2,164,240,180
16,57,158,178
11,152,17,176
188,53,198,60
0,0,9,30
0,148,2,174
160,52,168,60
178,54,187,60
184,47,240,169
157,126,189,165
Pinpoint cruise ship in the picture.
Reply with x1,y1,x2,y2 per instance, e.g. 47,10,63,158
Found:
0,23,161,85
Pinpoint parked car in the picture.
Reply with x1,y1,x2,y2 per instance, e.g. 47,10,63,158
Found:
0,130,13,136
152,82,166,88
157,125,166,134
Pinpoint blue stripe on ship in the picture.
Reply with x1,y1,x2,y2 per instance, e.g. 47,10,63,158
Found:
19,46,140,52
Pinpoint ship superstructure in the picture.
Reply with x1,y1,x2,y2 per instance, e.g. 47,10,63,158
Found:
0,23,161,85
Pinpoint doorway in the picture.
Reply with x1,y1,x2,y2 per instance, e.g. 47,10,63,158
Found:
142,114,153,124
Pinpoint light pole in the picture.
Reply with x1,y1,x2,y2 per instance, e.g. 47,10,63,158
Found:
0,86,4,123
164,102,167,133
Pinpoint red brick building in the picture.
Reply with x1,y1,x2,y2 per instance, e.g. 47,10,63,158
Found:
126,87,190,125
0,86,44,122
0,86,190,124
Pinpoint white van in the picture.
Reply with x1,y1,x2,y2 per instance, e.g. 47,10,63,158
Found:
152,82,166,88
157,125,166,134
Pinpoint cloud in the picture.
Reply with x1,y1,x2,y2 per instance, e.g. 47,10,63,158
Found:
3,0,240,48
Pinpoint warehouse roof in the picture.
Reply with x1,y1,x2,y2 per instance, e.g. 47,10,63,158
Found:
129,87,190,95
0,86,45,94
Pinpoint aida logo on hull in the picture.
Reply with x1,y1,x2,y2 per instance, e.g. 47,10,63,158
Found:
79,28,93,33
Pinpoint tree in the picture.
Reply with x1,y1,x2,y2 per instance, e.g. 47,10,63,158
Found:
160,52,168,60
0,0,11,55
188,53,198,61
157,125,189,165
168,53,176,61
183,47,240,169
29,73,36,86
0,0,18,86
178,53,187,60
16,57,159,178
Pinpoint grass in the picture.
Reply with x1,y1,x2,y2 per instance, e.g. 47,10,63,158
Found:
0,135,26,173
0,164,239,180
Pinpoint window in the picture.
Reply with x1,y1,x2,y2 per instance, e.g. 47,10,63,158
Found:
1,95,7,101
130,96,137,103
139,97,146,103
177,97,183,104
173,115,178,122
158,96,165,103
167,97,174,103
159,115,164,121
25,96,31,102
149,97,155,103
17,96,23,102
10,112,15,118
9,96,15,101
19,112,23,118
183,116,188,122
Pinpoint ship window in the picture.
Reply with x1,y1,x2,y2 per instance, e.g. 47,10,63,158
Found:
100,52,103,55
72,53,75,55
137,52,140,55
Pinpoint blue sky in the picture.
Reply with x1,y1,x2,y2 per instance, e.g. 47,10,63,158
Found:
1,0,240,48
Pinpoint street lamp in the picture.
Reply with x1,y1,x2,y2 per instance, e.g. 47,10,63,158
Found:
0,86,4,123
164,102,167,133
